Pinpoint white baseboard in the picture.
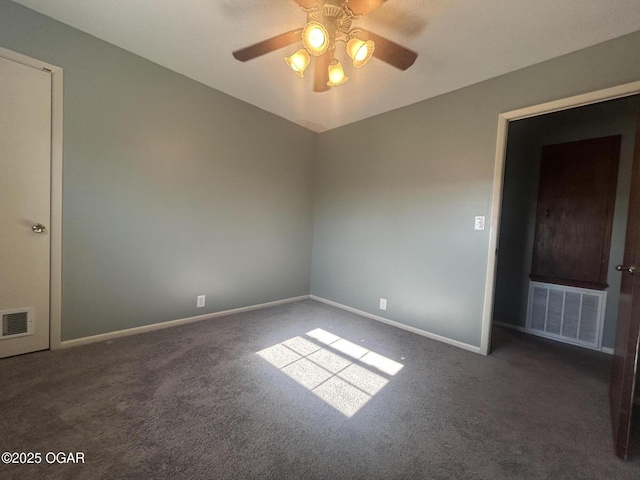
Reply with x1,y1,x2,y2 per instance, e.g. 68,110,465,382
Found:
493,321,526,332
310,295,481,354
60,295,310,349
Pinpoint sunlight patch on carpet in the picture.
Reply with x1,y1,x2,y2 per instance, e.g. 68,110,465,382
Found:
257,328,403,417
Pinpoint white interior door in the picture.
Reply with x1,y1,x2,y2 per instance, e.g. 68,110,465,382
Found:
0,55,52,358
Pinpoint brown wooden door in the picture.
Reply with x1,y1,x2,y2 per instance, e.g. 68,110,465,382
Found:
531,136,620,290
610,107,640,459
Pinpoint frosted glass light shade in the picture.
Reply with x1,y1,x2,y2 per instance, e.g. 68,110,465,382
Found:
302,21,329,56
346,38,374,68
285,49,311,77
327,60,348,86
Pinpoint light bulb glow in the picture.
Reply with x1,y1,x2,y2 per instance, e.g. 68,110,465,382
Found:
302,22,329,56
284,49,311,78
354,44,368,61
308,27,325,49
329,66,343,83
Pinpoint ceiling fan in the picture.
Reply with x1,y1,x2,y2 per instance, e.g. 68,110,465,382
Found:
232,0,418,93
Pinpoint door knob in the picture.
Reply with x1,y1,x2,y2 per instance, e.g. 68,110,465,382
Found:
32,223,46,233
616,265,636,275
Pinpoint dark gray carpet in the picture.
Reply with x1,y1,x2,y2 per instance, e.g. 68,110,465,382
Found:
1,299,639,479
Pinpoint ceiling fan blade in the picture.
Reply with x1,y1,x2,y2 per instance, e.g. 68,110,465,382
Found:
346,0,388,16
361,30,417,70
292,0,319,8
232,29,303,62
314,51,331,93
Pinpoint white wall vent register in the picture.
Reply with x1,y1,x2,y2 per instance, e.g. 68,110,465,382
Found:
0,308,34,340
526,282,606,350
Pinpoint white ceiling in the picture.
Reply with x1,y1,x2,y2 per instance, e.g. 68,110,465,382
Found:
13,0,640,132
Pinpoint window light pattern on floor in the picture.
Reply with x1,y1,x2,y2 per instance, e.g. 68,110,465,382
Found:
257,328,403,417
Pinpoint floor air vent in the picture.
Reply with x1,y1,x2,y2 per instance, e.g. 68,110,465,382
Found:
1,309,34,340
526,282,606,350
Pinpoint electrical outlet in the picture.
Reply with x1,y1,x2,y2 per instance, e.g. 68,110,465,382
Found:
197,295,206,308
379,298,387,310
474,216,485,231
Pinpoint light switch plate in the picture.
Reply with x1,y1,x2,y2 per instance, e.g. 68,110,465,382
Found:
474,216,485,231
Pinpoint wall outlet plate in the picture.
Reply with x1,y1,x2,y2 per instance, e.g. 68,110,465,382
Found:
380,298,387,310
474,216,485,231
197,295,206,308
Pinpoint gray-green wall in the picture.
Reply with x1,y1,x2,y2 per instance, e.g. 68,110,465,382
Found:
494,97,638,349
3,0,640,350
0,0,316,341
311,31,640,349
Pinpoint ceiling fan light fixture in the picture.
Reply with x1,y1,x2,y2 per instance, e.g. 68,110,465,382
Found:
327,59,348,86
302,21,329,56
284,49,311,77
346,38,375,68
231,1,418,93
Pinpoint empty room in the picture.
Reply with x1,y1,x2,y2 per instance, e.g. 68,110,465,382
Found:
1,0,640,478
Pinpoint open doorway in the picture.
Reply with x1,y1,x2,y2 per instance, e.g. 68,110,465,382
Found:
485,89,640,459
481,82,640,357
492,95,638,353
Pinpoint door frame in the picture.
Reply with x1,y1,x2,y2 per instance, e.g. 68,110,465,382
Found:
0,47,63,351
480,80,640,355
